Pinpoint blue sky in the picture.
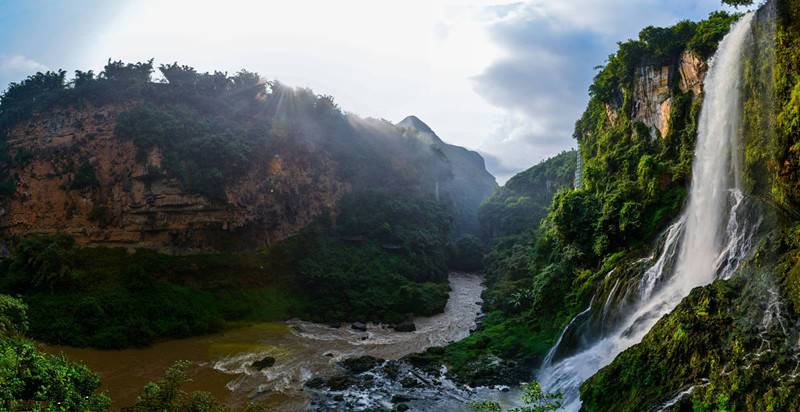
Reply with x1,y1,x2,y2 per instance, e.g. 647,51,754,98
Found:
0,0,742,182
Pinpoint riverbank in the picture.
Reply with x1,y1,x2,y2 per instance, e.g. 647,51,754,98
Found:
41,272,485,411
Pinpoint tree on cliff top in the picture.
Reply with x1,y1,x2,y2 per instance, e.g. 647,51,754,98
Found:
722,0,753,6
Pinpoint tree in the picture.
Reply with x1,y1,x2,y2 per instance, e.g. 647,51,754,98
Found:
722,0,753,6
72,70,95,88
159,62,199,88
101,59,154,83
123,361,265,412
0,294,111,411
0,295,28,335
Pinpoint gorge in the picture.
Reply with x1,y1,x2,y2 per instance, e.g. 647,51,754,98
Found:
2,0,800,411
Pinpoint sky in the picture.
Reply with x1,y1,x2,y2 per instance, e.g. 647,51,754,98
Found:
0,0,742,183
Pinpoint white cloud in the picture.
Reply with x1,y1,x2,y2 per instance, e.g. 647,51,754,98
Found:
72,0,737,183
0,55,48,74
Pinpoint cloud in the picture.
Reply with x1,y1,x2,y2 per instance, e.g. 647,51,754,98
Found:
472,0,731,181
0,55,47,74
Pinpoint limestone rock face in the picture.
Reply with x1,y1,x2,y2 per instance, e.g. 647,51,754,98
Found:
678,51,707,96
632,65,672,138
0,105,347,252
630,51,708,138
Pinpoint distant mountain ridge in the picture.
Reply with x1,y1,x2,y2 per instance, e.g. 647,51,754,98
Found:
397,115,498,236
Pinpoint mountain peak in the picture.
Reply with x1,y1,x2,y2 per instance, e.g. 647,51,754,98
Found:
397,115,435,135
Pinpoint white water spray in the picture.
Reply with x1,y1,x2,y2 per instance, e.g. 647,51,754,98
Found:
538,13,757,410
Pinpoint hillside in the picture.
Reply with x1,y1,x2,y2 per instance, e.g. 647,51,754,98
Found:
0,62,497,348
582,1,800,410
397,115,498,237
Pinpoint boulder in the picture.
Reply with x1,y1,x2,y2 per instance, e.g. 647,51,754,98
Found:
251,356,275,370
327,374,358,391
341,355,382,373
392,320,416,332
351,322,367,332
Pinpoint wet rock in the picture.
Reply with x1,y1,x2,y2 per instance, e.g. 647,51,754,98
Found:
251,356,276,370
383,360,402,379
351,322,367,332
391,394,412,403
392,320,416,332
327,374,358,391
333,394,344,401
327,322,342,329
341,355,382,373
305,377,326,389
405,347,446,375
400,376,423,388
456,354,528,387
395,404,410,412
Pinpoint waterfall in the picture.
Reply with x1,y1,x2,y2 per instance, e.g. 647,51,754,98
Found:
537,12,758,411
574,146,582,189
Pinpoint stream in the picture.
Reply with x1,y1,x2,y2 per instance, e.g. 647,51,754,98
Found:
42,272,487,411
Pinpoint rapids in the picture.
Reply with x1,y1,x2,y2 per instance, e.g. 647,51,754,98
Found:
42,272,485,411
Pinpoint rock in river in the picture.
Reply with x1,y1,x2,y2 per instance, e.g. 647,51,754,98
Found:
251,356,276,370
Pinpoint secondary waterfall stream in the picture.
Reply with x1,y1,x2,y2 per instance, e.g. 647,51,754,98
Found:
538,12,758,411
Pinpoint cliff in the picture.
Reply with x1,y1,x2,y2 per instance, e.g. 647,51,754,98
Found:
1,105,346,251
0,69,495,253
397,115,498,237
582,2,800,410
438,8,745,391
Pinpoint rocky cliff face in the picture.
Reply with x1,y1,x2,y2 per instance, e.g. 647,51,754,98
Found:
626,50,707,138
1,105,347,252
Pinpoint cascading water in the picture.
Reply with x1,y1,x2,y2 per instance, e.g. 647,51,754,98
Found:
537,12,758,411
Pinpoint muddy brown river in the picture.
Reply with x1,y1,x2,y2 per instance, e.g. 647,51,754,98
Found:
42,273,485,411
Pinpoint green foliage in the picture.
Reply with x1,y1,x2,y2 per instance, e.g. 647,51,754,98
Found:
0,239,307,348
0,294,111,411
580,4,800,410
295,239,449,323
589,12,738,103
68,159,99,190
123,361,265,412
689,12,746,58
723,0,754,6
334,190,452,281
114,103,254,199
449,235,485,272
468,382,562,412
6,235,78,291
0,295,28,335
0,336,112,411
450,11,738,384
479,150,576,239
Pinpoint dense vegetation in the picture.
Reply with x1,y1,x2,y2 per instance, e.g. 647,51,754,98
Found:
0,57,495,347
0,235,305,348
0,294,111,410
432,11,740,385
0,190,453,347
0,293,269,410
580,0,800,410
478,150,576,240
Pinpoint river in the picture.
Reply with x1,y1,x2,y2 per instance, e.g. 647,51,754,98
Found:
42,272,485,411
